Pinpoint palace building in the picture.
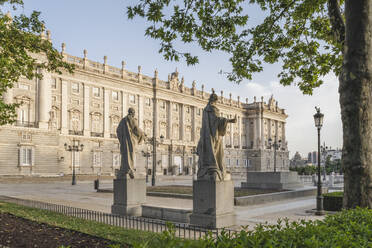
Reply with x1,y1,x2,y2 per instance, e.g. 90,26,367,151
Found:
0,32,289,178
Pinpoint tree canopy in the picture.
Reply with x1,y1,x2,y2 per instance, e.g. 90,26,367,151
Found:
128,0,372,209
127,0,344,94
0,0,73,125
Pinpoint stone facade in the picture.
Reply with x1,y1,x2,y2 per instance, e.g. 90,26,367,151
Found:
0,41,289,177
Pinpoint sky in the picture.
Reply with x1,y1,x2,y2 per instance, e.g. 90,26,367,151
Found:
4,0,343,157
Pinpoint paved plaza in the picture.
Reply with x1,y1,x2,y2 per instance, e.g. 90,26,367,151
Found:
0,176,325,229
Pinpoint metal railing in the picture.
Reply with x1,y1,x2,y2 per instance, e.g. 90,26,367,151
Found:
14,121,37,128
69,130,84,136
91,132,104,137
0,196,233,240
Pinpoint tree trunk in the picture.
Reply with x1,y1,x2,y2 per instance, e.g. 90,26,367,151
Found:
340,0,372,208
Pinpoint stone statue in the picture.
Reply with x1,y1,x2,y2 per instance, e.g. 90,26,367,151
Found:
117,108,146,178
196,90,236,181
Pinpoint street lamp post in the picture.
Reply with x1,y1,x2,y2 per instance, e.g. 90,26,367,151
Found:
313,107,324,216
147,135,164,186
268,136,281,172
64,139,84,185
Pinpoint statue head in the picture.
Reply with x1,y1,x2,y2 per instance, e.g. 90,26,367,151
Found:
208,88,218,105
128,107,135,117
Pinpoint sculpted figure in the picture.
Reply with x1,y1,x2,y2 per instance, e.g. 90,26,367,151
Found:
117,108,146,178
196,90,236,181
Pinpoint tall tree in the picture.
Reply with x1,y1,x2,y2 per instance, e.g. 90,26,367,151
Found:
0,0,73,125
127,0,371,208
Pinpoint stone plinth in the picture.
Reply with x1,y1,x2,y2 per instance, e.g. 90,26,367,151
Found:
241,171,303,190
190,179,235,228
111,175,146,216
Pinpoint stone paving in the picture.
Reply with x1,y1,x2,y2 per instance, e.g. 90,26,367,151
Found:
0,176,326,229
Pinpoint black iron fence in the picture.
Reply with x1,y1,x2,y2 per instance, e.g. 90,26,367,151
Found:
15,121,37,128
0,196,233,240
68,130,84,136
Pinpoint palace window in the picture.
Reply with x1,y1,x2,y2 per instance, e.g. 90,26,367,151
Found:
70,111,81,131
160,101,166,109
72,82,79,93
112,153,120,168
93,87,100,97
92,151,102,167
19,84,30,90
244,159,251,168
146,97,151,106
111,116,120,135
173,103,178,111
197,108,201,115
51,78,57,89
112,91,118,101
226,158,231,168
186,106,190,113
233,133,239,147
159,122,167,138
18,109,29,123
173,124,179,140
236,159,239,167
19,146,33,166
21,132,32,141
91,114,102,133
188,157,193,166
185,126,192,142
129,94,135,104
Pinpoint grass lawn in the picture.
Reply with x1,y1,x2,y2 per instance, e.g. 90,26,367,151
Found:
147,185,286,197
0,201,160,246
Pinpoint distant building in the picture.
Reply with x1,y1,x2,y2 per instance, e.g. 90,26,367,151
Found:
307,152,312,163
321,148,342,165
290,151,306,167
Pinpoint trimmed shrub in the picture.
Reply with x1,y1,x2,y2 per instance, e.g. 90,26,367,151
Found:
323,192,343,211
136,208,372,248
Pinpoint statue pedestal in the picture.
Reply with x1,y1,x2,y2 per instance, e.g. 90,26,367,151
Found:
190,179,236,228
241,171,303,190
111,175,146,216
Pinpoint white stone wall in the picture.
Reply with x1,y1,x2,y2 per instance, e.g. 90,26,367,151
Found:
0,52,289,176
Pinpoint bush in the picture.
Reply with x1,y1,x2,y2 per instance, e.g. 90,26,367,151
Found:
290,166,317,175
136,208,372,248
323,192,343,211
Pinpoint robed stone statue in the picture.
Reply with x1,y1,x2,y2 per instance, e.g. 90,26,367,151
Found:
196,90,236,181
117,108,146,178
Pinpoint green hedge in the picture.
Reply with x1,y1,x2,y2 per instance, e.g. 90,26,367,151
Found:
323,192,343,211
135,208,372,248
323,191,343,197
